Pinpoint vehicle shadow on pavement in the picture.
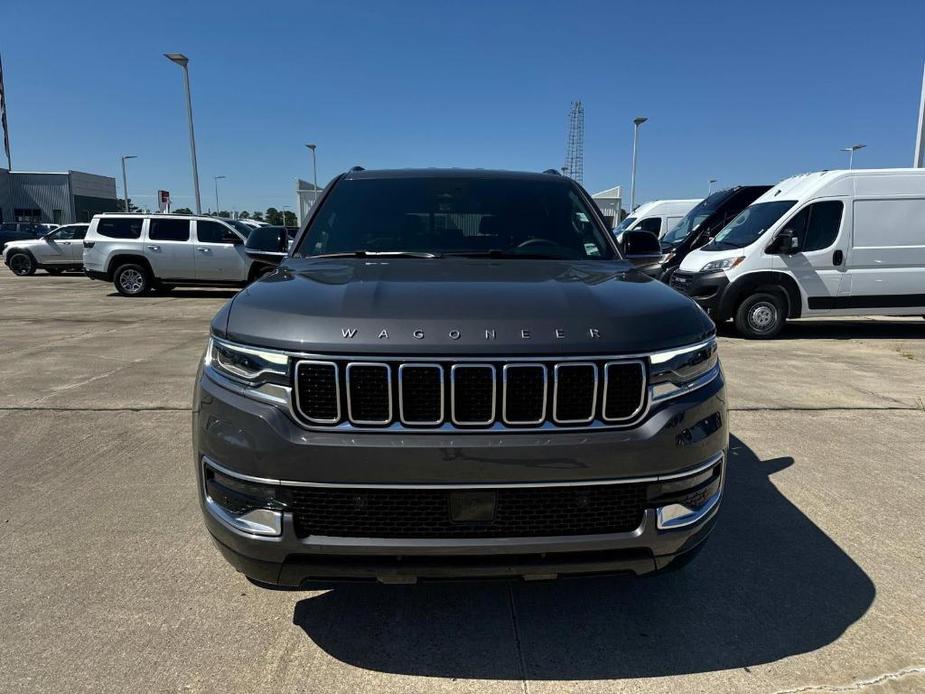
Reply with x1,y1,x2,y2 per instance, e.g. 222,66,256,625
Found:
104,289,239,299
291,436,875,679
717,319,924,340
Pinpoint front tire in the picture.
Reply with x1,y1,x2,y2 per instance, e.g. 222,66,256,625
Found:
113,263,151,296
734,292,785,339
8,252,36,276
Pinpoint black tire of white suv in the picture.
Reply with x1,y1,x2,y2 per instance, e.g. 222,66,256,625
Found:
7,251,36,276
113,263,151,297
734,291,786,339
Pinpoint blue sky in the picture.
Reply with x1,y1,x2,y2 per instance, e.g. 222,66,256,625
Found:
3,0,925,212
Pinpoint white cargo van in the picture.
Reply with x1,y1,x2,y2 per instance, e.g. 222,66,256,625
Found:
614,199,700,239
671,169,925,338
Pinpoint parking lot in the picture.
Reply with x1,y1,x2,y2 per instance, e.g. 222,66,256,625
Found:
1,268,923,694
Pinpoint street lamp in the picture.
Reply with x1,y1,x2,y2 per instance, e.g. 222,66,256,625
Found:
841,144,866,169
708,178,717,195
120,155,137,212
281,204,292,227
214,175,226,214
305,144,318,207
630,116,648,211
164,53,202,214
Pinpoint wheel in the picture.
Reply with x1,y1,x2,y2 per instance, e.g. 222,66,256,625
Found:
8,252,36,276
46,267,64,275
734,292,786,339
113,263,151,296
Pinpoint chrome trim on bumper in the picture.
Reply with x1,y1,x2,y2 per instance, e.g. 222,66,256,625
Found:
201,452,724,490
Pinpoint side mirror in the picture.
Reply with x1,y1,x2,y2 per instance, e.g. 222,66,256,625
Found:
768,229,800,255
620,230,663,271
245,227,288,266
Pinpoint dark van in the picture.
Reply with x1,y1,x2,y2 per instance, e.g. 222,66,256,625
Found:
659,186,771,283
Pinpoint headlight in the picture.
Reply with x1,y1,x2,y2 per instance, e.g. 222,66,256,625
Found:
649,338,719,401
205,337,289,385
699,256,745,273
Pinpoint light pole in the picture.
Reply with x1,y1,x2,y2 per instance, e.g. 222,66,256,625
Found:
708,178,717,195
630,116,647,211
281,205,292,227
214,175,226,214
841,144,865,169
164,53,202,214
120,155,137,212
305,144,318,207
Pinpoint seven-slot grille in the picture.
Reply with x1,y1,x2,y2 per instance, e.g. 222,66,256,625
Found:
294,358,646,430
288,482,648,538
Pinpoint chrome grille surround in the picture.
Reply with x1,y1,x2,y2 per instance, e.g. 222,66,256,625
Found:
551,362,598,425
501,363,548,425
293,360,341,424
450,363,497,426
345,362,392,425
289,354,656,432
397,363,445,426
601,360,647,423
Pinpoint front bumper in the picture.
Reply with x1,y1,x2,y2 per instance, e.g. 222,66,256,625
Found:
670,271,730,317
194,366,728,585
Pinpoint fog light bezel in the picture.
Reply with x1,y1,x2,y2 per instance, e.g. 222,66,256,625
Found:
654,455,724,530
202,461,284,537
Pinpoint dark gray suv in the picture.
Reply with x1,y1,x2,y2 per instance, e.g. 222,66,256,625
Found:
193,169,728,586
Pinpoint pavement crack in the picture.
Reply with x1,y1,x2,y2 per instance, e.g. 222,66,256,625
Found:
731,406,922,412
773,666,925,693
506,585,529,694
0,406,191,412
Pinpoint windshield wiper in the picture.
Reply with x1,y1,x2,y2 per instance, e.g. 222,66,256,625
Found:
310,250,440,259
443,250,568,260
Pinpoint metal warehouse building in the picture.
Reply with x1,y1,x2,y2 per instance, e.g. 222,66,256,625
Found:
0,169,119,225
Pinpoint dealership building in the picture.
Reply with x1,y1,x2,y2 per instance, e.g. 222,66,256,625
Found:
0,168,120,225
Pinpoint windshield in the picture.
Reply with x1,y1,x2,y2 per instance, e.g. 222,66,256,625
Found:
706,201,797,250
660,190,730,246
296,176,616,260
613,215,636,233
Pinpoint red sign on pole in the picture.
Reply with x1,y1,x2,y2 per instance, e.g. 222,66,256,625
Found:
158,190,170,213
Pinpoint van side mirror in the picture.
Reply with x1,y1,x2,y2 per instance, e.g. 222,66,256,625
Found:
768,229,800,255
245,227,288,266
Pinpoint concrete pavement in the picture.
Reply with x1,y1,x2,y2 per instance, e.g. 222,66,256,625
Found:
0,269,923,693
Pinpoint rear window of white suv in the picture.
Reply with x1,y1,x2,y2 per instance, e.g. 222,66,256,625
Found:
96,217,143,239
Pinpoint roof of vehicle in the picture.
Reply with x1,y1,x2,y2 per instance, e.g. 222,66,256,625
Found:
342,168,574,182
755,168,925,205
630,199,701,216
93,212,236,221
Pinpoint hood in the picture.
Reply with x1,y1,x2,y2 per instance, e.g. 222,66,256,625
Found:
2,238,46,259
218,258,714,355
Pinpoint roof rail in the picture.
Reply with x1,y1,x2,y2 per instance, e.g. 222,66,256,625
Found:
542,168,561,176
350,166,365,172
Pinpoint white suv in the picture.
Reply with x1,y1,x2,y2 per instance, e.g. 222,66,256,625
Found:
3,223,89,275
83,214,259,296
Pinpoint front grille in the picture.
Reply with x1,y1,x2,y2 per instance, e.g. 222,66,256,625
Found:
346,363,391,423
603,362,645,421
292,357,647,430
503,365,546,424
295,362,339,423
670,272,693,295
289,483,648,539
